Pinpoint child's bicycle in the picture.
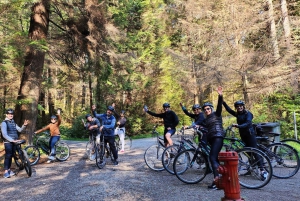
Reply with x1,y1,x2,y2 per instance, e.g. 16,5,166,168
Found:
25,132,70,165
13,139,32,177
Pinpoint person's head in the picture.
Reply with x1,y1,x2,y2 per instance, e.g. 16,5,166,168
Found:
202,102,213,116
5,108,14,120
192,104,201,114
162,103,170,112
234,100,245,113
85,114,92,122
50,115,58,123
120,110,125,117
106,106,114,116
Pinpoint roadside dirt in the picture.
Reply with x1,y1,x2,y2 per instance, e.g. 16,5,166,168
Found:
0,138,299,201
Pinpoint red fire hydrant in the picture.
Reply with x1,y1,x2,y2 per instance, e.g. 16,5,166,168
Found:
216,151,244,201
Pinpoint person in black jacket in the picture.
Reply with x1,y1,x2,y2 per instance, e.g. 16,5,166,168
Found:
143,103,179,147
202,86,224,189
222,99,268,180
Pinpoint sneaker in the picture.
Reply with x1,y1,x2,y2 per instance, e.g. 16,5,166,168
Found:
48,155,55,160
8,170,15,177
208,182,219,190
47,160,52,163
3,172,10,178
113,160,119,166
261,171,268,181
120,150,124,153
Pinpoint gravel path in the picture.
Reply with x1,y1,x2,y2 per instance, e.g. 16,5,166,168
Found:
0,138,299,201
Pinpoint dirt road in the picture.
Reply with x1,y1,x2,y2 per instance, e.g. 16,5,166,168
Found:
0,138,299,201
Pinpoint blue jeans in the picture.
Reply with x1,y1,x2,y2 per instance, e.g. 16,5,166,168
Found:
49,136,60,156
4,142,16,170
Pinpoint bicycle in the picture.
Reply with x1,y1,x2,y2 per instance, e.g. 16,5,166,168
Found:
161,127,198,175
280,138,300,156
85,134,98,161
172,129,212,184
144,125,166,171
13,139,32,177
223,125,273,189
115,133,132,151
25,132,70,165
95,134,118,168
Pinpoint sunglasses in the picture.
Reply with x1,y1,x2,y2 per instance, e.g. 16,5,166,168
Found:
235,105,243,108
193,109,199,111
204,108,211,111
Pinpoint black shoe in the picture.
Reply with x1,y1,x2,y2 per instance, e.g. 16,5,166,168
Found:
208,182,219,190
113,160,119,166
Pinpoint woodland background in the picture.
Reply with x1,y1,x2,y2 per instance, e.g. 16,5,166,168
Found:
1,0,300,142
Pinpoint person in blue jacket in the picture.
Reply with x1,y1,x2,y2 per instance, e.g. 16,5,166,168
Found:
92,104,118,166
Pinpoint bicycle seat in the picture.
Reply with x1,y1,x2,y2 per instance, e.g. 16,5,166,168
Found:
15,139,26,145
268,132,280,136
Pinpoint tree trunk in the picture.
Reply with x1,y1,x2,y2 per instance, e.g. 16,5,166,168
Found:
267,0,280,61
280,0,291,48
14,1,50,144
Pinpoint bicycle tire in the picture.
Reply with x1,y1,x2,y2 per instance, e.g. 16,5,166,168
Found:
55,142,70,161
96,144,106,169
236,147,272,189
173,149,208,184
24,145,40,166
14,152,24,170
281,139,300,156
144,145,165,171
266,143,300,179
86,141,96,160
162,144,181,175
21,150,32,177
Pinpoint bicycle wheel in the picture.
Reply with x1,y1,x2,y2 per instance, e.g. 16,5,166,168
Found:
144,145,165,171
162,144,181,175
55,142,70,161
173,149,208,184
86,141,96,160
123,135,132,150
24,145,40,166
14,152,24,170
96,144,106,169
281,139,300,156
237,147,272,189
21,150,32,177
266,143,300,178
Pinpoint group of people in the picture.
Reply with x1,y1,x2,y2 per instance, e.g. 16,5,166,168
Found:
144,86,261,189
83,104,127,166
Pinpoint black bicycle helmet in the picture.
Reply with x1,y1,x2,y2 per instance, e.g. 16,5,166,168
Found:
234,100,245,107
162,103,170,108
6,108,14,114
120,110,125,115
85,114,92,119
107,106,115,111
50,115,57,119
192,104,201,110
201,102,214,110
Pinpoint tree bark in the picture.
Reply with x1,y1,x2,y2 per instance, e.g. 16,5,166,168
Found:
14,1,50,144
280,0,291,48
267,0,280,61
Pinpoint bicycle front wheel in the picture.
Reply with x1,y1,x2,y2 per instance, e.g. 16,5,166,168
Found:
267,143,300,178
96,144,106,169
24,145,40,166
162,144,181,175
86,141,96,160
55,142,70,161
281,139,300,157
237,147,272,189
173,149,208,184
21,150,32,177
144,145,165,171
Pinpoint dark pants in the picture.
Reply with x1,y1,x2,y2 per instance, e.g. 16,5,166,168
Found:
208,137,224,178
49,136,60,156
4,142,16,170
101,136,118,160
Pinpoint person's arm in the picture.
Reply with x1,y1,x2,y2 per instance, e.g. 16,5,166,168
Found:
237,112,253,129
119,118,126,127
223,101,236,117
181,105,195,118
56,114,62,126
216,86,223,116
102,116,116,129
1,122,14,142
35,125,50,134
147,110,164,118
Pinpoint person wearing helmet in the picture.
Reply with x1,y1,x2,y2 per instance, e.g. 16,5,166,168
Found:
143,103,179,147
92,104,118,166
179,103,207,140
34,109,62,163
202,86,224,189
112,103,127,153
2,108,29,178
223,99,268,180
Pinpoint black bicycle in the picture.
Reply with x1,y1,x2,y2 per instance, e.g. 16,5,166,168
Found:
14,139,32,177
25,132,70,165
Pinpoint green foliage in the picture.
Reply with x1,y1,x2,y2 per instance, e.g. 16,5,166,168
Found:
62,115,88,139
